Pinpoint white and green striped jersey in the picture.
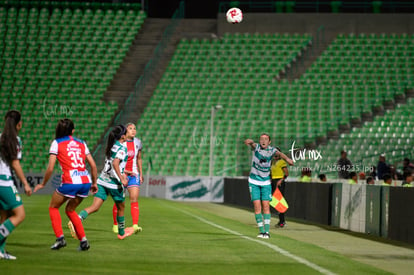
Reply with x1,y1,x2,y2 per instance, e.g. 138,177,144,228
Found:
248,144,278,186
0,135,22,187
98,140,128,189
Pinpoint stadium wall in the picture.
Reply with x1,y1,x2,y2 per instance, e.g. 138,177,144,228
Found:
16,174,223,202
388,187,414,244
223,178,414,245
132,176,224,202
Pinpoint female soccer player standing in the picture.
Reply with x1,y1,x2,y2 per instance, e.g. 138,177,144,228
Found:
112,123,143,234
73,125,135,239
245,134,293,239
0,110,32,260
34,119,98,251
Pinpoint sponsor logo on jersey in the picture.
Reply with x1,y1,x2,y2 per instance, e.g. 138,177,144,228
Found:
67,140,81,152
71,170,89,177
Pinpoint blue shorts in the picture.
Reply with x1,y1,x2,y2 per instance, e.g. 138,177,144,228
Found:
249,183,272,202
56,183,91,198
127,175,141,188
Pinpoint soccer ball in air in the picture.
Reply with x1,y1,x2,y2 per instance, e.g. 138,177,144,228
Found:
226,7,243,24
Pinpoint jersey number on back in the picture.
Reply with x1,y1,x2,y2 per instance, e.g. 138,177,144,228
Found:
68,151,85,168
103,159,112,175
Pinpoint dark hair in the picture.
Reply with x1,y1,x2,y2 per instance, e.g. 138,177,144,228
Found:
105,125,126,158
318,174,326,181
0,110,21,163
301,167,311,175
403,172,413,181
55,118,74,139
349,171,357,178
383,173,392,182
366,176,374,184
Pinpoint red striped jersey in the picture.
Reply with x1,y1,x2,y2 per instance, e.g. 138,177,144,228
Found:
49,136,91,184
124,137,142,175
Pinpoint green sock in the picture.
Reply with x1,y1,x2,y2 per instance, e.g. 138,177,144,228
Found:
79,210,89,221
0,219,15,251
263,213,271,233
117,216,125,236
255,214,265,233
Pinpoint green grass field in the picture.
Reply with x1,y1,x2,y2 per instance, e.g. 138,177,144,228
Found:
1,195,396,274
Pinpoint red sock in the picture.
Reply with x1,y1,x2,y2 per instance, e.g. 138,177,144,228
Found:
66,210,85,240
49,207,63,238
131,202,139,225
112,203,118,225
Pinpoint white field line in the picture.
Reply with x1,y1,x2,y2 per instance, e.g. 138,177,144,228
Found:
175,207,336,275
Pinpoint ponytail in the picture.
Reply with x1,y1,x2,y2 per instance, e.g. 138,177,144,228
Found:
105,125,126,158
0,110,21,163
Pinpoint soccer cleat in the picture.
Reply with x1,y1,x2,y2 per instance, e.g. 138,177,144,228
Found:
262,232,270,239
277,222,286,228
0,250,17,260
257,233,265,238
78,240,90,251
133,224,142,234
117,227,135,240
68,221,79,240
51,237,67,250
112,224,118,234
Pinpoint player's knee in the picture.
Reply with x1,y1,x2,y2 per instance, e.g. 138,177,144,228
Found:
13,207,26,225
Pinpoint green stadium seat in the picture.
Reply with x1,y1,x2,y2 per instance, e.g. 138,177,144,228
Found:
0,3,147,172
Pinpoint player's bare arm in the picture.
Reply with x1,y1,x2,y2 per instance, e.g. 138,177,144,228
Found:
244,139,256,149
137,150,143,183
85,154,98,193
277,151,294,166
113,158,128,186
11,159,32,196
34,154,57,192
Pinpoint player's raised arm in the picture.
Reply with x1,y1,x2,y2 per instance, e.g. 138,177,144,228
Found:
244,139,256,149
277,151,294,166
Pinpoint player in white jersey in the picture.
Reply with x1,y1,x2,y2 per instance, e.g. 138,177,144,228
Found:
0,110,32,260
244,133,293,239
112,123,143,234
71,125,135,240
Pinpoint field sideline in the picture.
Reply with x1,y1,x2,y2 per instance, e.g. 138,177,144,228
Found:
2,195,413,274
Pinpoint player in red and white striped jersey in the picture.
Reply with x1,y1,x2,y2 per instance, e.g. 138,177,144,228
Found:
34,119,98,251
112,123,143,234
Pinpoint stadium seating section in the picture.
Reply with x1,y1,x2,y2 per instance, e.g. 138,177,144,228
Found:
0,4,146,171
137,32,413,177
291,33,413,177
137,33,314,176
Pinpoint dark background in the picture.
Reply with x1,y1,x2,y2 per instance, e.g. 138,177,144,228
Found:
147,0,414,18
15,1,414,18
